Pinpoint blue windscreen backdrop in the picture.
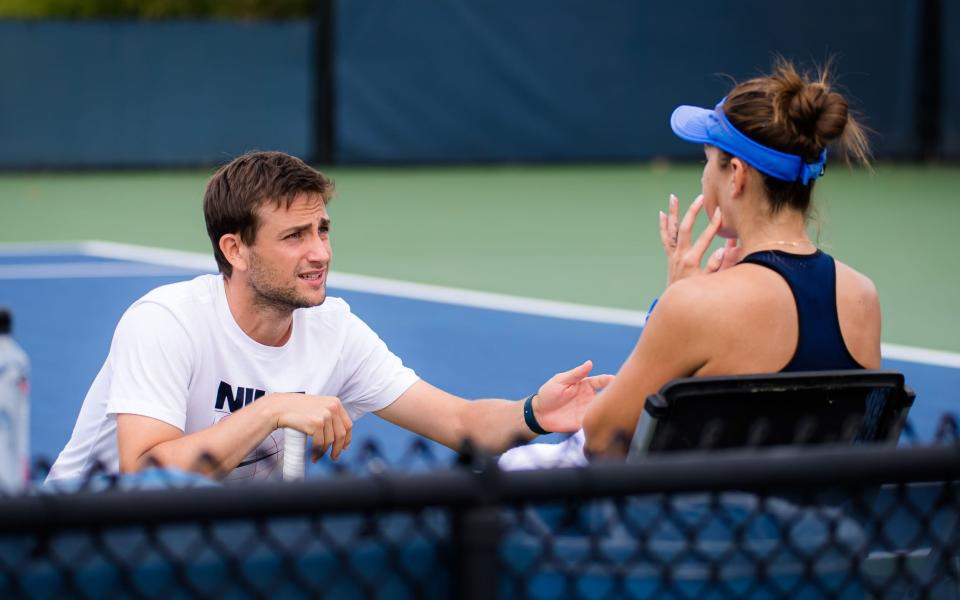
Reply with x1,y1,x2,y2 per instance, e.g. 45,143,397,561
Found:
0,2,942,167
335,0,921,163
943,1,960,157
0,21,313,168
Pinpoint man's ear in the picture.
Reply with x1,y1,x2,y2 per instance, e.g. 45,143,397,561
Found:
729,157,749,197
219,234,248,273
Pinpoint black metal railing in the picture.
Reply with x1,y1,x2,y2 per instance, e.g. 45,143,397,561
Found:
3,421,959,599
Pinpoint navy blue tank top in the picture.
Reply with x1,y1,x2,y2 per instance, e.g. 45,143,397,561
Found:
739,249,863,372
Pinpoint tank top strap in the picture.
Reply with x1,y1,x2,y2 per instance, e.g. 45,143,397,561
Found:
739,249,863,372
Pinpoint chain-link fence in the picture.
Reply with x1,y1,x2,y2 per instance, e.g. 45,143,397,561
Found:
2,432,959,599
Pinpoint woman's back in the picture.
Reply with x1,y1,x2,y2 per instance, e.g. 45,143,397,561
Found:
682,251,880,377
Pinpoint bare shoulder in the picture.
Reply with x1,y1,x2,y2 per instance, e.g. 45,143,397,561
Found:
648,266,796,375
654,267,766,333
656,274,730,323
658,276,713,311
835,260,880,302
834,260,881,326
834,259,882,368
664,264,779,314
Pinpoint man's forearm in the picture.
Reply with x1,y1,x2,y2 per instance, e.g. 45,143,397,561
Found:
375,381,548,455
120,399,280,477
455,360,604,452
456,398,537,452
120,392,351,477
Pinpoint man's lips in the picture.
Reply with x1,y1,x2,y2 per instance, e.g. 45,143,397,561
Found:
298,269,326,283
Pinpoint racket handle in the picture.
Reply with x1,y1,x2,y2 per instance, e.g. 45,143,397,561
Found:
282,428,307,481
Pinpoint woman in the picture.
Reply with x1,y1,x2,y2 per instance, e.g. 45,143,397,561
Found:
582,60,880,457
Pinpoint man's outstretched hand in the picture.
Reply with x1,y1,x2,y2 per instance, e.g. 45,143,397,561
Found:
533,360,614,433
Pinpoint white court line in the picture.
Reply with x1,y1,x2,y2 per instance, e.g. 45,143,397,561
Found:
878,344,960,369
79,240,217,272
2,240,959,369
0,262,202,279
73,241,648,326
328,272,648,326
0,241,105,256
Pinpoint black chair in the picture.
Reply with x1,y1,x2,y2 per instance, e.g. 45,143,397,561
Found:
624,370,952,594
628,369,915,460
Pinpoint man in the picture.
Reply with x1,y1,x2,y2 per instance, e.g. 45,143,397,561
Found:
47,151,610,482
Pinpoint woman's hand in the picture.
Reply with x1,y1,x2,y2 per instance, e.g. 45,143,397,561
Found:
659,194,740,286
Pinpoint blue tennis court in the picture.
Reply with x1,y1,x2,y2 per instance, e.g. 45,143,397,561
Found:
1,242,958,471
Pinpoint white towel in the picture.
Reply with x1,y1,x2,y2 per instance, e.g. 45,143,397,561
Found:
498,429,588,470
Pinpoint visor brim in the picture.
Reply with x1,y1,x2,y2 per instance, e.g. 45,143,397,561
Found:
670,105,714,144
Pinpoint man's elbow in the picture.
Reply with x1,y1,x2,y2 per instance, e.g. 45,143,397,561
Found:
448,411,471,451
116,413,190,474
118,450,151,474
118,442,175,473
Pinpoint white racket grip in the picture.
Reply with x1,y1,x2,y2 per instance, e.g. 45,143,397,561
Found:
282,428,307,481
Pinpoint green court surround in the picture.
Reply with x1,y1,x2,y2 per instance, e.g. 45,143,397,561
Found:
2,163,957,353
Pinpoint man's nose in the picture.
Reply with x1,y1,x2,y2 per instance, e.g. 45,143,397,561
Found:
305,235,330,262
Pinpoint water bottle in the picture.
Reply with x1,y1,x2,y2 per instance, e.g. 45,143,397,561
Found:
0,308,29,494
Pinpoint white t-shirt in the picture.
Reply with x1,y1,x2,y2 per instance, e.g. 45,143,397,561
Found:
47,274,418,483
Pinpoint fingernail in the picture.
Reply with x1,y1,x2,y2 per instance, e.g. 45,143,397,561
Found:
714,207,721,218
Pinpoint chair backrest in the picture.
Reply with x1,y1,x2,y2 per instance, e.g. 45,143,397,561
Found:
628,370,914,461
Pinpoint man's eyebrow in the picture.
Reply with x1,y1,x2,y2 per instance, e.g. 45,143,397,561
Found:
279,218,331,237
278,223,310,237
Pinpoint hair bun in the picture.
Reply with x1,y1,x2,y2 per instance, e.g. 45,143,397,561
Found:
786,84,848,146
766,62,851,157
724,58,870,171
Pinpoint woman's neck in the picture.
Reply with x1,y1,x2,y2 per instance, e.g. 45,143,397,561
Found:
734,206,814,256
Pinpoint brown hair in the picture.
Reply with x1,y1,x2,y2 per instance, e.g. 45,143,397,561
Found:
203,151,335,277
719,58,871,214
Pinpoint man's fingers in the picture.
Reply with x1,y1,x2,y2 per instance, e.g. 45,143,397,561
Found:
553,359,593,384
331,417,347,461
676,195,704,247
311,429,326,462
586,374,615,389
312,419,333,463
339,405,353,451
321,419,334,459
338,403,353,427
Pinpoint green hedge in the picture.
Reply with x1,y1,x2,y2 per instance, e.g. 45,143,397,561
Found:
0,0,312,19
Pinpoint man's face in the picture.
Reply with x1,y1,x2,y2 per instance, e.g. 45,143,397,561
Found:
244,194,331,312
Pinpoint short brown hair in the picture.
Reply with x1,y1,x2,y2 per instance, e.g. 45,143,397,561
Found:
203,151,335,277
720,58,871,214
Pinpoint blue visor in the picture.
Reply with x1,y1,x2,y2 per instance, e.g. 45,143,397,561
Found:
671,99,827,185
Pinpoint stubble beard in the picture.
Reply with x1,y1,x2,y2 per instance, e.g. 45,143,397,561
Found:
247,251,326,315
